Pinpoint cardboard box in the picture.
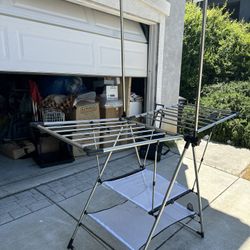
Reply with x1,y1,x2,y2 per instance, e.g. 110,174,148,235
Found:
70,101,100,157
71,101,100,121
100,106,123,119
99,105,123,148
94,77,119,87
0,140,35,160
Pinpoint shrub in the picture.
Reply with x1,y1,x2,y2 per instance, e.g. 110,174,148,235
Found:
180,3,250,101
200,81,250,148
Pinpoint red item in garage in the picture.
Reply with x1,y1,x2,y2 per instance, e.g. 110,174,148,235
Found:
29,80,42,121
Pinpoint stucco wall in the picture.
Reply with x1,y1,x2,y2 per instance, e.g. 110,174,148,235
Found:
161,0,186,106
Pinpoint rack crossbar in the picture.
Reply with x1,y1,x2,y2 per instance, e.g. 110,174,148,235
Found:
43,117,120,126
46,120,128,130
102,135,182,153
156,110,211,125
197,112,238,133
72,129,155,142
146,117,195,131
52,122,138,133
80,132,167,148
161,108,219,123
64,125,146,138
126,104,238,136
148,189,193,215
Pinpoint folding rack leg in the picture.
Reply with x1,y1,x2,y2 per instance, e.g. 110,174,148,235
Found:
67,127,124,250
129,125,143,167
92,129,101,176
192,130,213,190
152,141,159,210
144,141,191,250
192,144,204,237
143,131,154,167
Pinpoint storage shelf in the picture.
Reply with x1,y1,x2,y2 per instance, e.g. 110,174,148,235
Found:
86,169,195,249
90,201,195,250
103,169,189,212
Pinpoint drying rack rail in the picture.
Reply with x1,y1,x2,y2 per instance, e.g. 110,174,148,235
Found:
32,104,237,155
32,117,183,155
127,104,238,135
32,104,237,250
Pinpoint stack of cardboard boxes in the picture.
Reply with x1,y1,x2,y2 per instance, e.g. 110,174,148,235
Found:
97,77,124,147
70,101,100,157
98,77,123,119
68,77,124,155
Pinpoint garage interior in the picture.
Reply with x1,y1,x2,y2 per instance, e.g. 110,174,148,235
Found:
0,73,147,192
0,0,152,196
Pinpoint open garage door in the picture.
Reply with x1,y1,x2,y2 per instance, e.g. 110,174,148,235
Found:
0,0,147,77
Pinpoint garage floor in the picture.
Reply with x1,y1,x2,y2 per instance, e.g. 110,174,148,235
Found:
0,141,249,250
0,150,134,198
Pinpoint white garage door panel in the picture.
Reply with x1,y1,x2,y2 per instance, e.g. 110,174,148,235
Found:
97,42,147,76
125,42,148,74
0,27,8,61
19,33,94,66
0,15,147,76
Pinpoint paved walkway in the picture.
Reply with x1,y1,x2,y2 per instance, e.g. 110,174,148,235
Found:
0,141,249,250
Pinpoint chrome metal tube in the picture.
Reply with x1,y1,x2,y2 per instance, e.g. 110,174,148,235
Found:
68,126,124,244
194,0,208,135
64,125,146,138
144,142,190,250
143,131,154,167
36,124,82,149
53,122,137,133
72,129,154,142
47,120,128,130
80,132,166,148
192,145,204,236
197,113,238,133
119,0,126,114
103,135,183,153
146,117,195,131
129,125,143,166
92,128,101,176
152,141,159,210
192,130,213,191
44,117,120,126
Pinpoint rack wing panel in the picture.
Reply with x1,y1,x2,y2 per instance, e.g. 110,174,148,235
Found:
127,104,238,135
31,118,183,154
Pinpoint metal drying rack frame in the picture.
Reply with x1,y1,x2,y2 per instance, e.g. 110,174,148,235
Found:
32,103,237,250
31,0,239,249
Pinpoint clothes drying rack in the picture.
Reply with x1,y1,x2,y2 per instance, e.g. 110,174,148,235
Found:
31,0,239,249
32,103,237,250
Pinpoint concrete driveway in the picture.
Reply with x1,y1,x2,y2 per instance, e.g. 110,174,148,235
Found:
0,140,249,250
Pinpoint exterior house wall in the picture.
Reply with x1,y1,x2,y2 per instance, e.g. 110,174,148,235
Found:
161,0,186,106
